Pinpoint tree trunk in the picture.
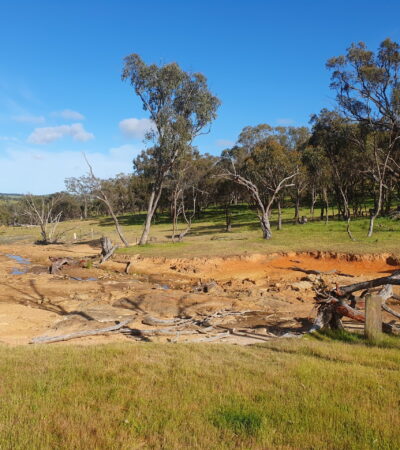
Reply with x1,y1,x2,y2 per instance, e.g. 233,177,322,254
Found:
109,208,129,247
277,199,282,230
139,192,155,246
310,186,316,219
260,212,272,239
322,188,329,224
294,192,300,222
225,205,232,232
171,189,179,242
139,186,163,245
367,181,383,237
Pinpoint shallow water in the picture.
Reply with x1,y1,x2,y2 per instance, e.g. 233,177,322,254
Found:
11,268,27,275
70,276,98,282
6,254,30,265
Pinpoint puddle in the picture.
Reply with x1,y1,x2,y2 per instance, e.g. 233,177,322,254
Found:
6,254,31,275
6,254,30,265
11,268,28,275
70,276,98,282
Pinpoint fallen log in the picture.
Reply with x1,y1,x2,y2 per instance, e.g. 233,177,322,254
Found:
184,331,230,343
382,300,400,320
338,272,400,295
141,315,192,327
124,327,195,337
312,277,400,332
290,267,354,278
30,319,132,344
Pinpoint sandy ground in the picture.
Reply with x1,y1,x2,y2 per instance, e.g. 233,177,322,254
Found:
0,242,399,345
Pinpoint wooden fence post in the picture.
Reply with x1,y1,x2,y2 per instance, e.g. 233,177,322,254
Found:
365,294,382,341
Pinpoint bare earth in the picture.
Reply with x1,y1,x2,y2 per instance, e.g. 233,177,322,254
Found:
0,242,399,345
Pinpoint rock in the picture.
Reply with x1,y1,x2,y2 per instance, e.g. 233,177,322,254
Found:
291,281,313,291
301,274,318,282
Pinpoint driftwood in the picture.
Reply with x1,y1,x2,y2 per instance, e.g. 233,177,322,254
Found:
337,272,400,296
141,315,192,326
124,327,195,337
100,237,118,264
49,257,74,274
312,272,400,332
30,319,132,344
185,331,230,343
290,266,354,278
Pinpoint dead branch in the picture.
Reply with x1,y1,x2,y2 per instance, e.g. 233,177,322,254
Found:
141,316,192,326
338,272,400,295
124,327,195,337
290,267,354,278
30,319,132,344
184,331,230,343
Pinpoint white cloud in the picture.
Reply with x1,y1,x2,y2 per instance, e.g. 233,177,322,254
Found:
52,109,85,121
0,144,140,194
276,118,295,126
27,123,94,144
216,139,234,148
119,117,155,139
11,114,45,124
0,136,18,142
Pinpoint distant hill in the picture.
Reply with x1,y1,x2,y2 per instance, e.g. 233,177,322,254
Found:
0,193,23,199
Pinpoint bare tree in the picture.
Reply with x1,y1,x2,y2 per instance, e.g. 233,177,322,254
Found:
84,155,129,247
23,194,63,244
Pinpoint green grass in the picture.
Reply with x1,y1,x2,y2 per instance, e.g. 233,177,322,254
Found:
1,204,400,257
0,336,399,449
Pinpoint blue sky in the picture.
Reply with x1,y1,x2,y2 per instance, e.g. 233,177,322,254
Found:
1,0,400,194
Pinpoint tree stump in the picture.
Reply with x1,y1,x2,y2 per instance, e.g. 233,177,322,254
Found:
100,237,118,263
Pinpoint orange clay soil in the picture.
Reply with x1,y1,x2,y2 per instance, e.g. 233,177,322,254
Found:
0,243,399,345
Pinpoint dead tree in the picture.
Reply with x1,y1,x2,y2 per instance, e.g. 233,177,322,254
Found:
84,154,129,247
23,194,63,244
312,272,400,332
177,187,197,241
100,237,118,263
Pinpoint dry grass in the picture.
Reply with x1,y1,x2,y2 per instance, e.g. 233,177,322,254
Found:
0,334,399,449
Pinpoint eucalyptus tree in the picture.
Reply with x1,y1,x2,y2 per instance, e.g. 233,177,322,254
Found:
122,54,220,244
220,125,299,239
309,110,363,220
65,175,92,219
302,145,331,221
327,38,400,236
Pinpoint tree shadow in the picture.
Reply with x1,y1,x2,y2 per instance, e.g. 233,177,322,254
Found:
1,279,95,321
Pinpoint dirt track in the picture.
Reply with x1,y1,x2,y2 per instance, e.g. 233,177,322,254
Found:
0,242,399,345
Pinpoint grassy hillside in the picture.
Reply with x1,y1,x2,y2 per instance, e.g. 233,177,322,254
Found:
0,334,399,449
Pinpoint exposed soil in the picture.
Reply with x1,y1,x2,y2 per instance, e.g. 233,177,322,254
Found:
0,243,399,345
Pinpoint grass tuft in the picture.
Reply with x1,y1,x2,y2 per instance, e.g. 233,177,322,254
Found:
210,404,263,436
